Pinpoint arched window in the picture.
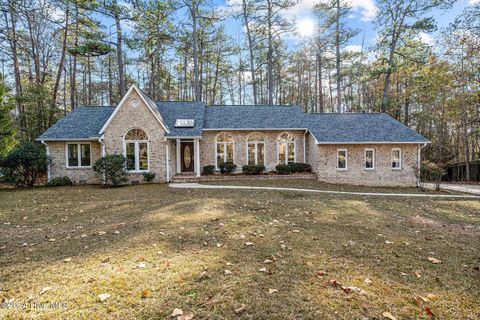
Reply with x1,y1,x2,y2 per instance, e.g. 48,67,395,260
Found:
278,132,295,164
124,128,149,171
247,133,265,165
216,132,234,168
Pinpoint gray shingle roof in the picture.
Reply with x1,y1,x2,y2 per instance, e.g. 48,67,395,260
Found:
37,100,428,144
306,113,429,143
204,105,307,129
37,106,114,140
156,101,206,137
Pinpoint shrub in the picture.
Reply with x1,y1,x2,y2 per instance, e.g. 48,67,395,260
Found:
0,142,50,187
242,164,265,175
288,162,312,173
143,172,155,182
48,176,73,187
420,161,445,190
203,165,215,175
219,162,237,174
93,155,128,187
275,164,291,175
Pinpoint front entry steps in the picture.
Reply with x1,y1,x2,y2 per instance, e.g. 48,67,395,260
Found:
170,174,199,183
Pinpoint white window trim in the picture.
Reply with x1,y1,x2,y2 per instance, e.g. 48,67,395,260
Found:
215,133,235,170
65,142,92,169
391,148,402,170
337,149,348,171
364,148,375,170
246,133,266,166
123,140,150,173
276,132,296,165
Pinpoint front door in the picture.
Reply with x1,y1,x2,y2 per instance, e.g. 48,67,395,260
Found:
181,142,194,172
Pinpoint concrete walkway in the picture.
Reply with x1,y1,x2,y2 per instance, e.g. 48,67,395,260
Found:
169,183,480,199
424,183,480,195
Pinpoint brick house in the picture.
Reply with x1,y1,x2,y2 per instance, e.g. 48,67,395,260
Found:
37,85,429,187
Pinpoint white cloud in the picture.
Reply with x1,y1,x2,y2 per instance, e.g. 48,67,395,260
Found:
347,0,378,21
417,32,434,46
469,0,479,4
282,0,378,25
344,44,362,52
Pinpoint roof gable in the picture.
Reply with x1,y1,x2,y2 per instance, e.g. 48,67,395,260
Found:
99,85,169,134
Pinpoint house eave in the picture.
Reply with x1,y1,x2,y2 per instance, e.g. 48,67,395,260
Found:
203,128,309,131
35,137,100,142
315,141,431,145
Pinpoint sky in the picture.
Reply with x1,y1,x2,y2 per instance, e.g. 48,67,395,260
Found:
214,0,473,52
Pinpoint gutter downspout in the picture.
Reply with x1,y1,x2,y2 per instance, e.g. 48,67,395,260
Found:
41,140,50,182
166,138,170,182
303,130,307,163
417,143,427,187
98,135,106,184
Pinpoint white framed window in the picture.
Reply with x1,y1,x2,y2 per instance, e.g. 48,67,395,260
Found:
247,133,265,165
391,148,402,170
216,132,234,169
277,132,295,164
66,143,91,168
337,149,347,170
365,148,375,170
123,128,149,172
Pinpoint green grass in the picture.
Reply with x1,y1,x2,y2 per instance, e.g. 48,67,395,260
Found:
0,182,479,319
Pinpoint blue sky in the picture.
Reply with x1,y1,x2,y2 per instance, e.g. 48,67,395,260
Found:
214,0,473,52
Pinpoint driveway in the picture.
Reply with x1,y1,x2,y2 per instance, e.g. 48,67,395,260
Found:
424,183,480,195
169,183,480,199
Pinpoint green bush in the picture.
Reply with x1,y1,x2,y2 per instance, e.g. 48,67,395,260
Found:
288,162,312,173
0,142,50,187
48,176,73,187
143,172,155,182
242,164,265,175
420,161,445,190
203,165,215,175
219,162,237,174
93,155,128,187
275,164,291,175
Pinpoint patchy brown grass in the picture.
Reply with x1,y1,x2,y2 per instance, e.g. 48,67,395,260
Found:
0,182,479,319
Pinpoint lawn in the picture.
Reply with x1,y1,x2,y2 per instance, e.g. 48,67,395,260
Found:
0,181,479,319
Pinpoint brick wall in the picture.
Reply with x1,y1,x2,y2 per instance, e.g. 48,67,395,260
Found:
47,141,102,184
314,144,420,187
102,90,168,183
199,130,307,172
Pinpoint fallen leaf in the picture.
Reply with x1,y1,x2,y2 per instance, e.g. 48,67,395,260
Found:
382,311,398,320
263,259,272,264
425,306,434,317
141,289,152,299
234,304,246,314
245,242,254,246
427,294,438,301
224,270,232,275
178,312,194,320
268,289,278,294
415,271,422,278
428,257,442,264
171,308,183,317
136,262,146,269
98,293,111,302
40,287,53,295
63,257,72,263
364,278,372,285
258,267,267,273
137,256,145,262
385,240,394,244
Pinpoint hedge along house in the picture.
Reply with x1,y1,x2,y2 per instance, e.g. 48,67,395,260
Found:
37,85,429,187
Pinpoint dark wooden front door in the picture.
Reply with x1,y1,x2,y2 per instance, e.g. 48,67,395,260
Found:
181,142,194,172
